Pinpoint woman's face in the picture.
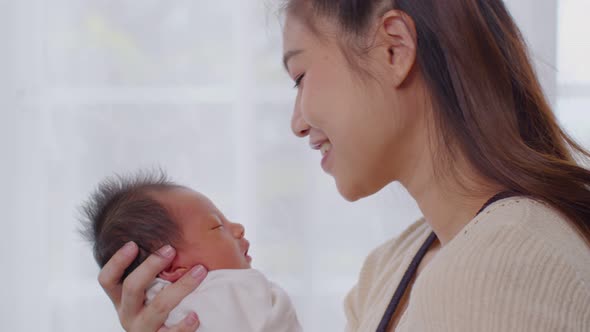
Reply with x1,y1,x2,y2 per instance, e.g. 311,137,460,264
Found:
282,12,428,201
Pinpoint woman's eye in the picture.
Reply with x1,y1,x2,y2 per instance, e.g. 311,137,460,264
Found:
293,73,305,88
212,224,224,230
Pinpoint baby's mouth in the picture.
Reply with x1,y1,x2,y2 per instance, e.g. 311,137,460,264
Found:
243,244,252,263
243,239,250,256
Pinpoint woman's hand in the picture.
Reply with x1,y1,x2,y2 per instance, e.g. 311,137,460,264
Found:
98,242,208,332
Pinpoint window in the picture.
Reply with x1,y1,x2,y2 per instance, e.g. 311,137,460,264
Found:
557,0,590,149
9,1,413,330
1,1,587,331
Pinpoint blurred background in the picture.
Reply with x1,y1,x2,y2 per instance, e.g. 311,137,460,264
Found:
0,0,588,331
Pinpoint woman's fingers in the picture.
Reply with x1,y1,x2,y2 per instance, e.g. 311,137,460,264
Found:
156,313,200,332
98,241,139,306
119,245,178,328
100,244,205,332
141,265,207,329
177,312,200,332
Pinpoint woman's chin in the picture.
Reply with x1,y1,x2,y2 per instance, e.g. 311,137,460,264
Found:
335,173,388,202
335,177,367,202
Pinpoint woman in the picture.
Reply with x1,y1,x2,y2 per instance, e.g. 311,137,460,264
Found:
98,0,590,331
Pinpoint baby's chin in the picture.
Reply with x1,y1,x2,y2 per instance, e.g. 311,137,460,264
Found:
173,250,252,273
220,260,251,270
197,259,252,272
209,253,253,270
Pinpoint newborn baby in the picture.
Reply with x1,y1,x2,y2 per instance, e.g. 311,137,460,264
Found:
80,171,302,331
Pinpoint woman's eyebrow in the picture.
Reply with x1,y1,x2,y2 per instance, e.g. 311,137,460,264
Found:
283,49,305,72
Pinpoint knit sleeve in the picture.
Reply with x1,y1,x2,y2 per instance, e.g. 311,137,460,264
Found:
343,246,384,331
343,236,400,332
343,283,360,332
406,224,590,332
344,218,431,332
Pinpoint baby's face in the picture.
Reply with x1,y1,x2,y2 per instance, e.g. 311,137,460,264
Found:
155,188,252,271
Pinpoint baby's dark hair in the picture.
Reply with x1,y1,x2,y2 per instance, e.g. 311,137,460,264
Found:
79,170,183,281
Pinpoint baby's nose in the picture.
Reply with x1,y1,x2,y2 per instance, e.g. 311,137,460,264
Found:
231,222,245,238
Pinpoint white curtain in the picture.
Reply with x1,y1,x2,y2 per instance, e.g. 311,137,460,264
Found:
0,1,587,331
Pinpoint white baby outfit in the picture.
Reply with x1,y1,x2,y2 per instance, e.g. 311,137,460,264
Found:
146,269,302,332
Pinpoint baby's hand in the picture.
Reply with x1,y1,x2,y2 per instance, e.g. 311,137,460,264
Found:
98,242,208,332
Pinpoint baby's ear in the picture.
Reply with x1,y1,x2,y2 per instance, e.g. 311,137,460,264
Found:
158,266,188,282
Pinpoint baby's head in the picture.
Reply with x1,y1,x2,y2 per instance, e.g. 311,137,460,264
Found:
80,171,251,282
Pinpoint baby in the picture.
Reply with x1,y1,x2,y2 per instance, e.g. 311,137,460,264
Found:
80,171,302,331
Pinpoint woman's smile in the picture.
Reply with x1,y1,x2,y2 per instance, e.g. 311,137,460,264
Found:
310,138,334,173
320,141,333,173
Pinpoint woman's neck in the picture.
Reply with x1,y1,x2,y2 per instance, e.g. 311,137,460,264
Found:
399,146,504,246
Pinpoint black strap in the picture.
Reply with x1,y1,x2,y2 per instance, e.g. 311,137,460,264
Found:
375,231,436,332
375,191,520,332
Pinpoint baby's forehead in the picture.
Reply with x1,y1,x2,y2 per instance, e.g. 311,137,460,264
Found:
153,187,221,222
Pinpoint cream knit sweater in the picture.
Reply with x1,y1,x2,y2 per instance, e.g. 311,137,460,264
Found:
344,196,590,331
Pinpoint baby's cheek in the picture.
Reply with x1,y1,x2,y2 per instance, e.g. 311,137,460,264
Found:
231,246,248,267
214,240,242,267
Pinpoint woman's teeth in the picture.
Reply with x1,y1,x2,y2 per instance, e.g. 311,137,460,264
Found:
320,142,332,156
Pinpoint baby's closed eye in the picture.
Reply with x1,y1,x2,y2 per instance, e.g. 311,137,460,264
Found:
206,214,224,230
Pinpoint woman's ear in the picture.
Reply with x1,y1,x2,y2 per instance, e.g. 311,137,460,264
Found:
158,266,189,282
377,10,417,87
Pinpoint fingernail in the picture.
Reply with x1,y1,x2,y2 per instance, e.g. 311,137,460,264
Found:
184,312,198,326
122,241,136,257
156,245,175,258
190,265,207,279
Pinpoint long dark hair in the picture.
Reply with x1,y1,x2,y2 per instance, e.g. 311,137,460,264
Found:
286,0,590,245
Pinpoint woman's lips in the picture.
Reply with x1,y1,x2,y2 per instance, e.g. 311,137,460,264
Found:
310,138,334,173
321,147,332,173
314,140,333,173
319,141,332,156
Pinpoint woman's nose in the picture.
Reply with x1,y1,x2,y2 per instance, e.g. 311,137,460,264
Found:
291,104,310,138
